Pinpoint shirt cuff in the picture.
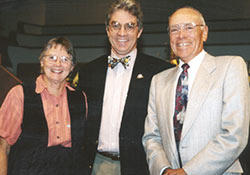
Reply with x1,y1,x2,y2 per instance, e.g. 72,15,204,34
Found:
160,166,170,175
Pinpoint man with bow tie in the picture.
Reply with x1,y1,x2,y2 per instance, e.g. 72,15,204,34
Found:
78,0,172,175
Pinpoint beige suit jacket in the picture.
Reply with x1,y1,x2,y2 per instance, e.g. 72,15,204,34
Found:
143,53,250,175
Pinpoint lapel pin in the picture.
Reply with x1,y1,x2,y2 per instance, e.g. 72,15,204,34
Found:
137,73,144,79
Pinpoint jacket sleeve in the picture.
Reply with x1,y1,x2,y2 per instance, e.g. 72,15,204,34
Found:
142,75,171,175
183,56,250,175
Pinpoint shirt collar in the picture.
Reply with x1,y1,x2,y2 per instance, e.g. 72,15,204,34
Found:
35,75,74,94
111,48,137,60
110,48,137,69
179,49,205,70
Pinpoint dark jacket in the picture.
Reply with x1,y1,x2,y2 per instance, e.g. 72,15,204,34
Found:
79,52,173,175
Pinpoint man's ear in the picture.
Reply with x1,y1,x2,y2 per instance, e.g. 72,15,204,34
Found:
40,60,44,67
70,65,74,72
137,28,143,39
106,26,110,37
202,25,208,42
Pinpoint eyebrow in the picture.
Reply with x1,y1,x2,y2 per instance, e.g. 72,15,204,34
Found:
110,20,136,24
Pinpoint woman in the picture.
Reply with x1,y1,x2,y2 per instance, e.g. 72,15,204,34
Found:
0,37,87,175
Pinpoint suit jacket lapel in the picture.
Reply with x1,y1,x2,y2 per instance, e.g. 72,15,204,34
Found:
96,55,109,115
163,67,182,165
100,56,109,82
181,53,216,139
121,53,144,120
129,53,145,85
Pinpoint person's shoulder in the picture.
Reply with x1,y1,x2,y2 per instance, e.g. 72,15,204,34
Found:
11,84,23,93
4,84,24,101
151,66,176,84
155,65,176,77
79,54,107,71
138,52,174,68
207,53,244,63
207,53,246,67
86,55,108,66
139,53,167,63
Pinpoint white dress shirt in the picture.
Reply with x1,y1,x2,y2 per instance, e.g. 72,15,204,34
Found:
97,49,137,153
178,50,205,95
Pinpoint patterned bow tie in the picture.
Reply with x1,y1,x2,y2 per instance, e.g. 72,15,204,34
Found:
108,55,131,69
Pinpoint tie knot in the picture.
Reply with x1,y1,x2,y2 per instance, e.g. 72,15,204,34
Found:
108,55,131,69
181,63,190,71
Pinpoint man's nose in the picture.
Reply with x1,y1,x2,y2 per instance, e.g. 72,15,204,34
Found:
117,26,127,35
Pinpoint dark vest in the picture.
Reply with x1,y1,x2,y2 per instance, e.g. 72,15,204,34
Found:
8,82,87,175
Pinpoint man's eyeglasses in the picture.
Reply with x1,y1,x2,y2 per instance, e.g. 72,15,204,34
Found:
109,21,138,32
168,22,204,35
44,55,72,64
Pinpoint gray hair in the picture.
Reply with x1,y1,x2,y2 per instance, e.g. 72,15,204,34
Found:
39,36,76,65
105,0,143,30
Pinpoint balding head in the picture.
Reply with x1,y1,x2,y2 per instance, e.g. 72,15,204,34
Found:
169,7,206,27
168,7,208,63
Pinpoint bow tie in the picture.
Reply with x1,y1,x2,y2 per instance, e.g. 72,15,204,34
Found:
108,55,131,69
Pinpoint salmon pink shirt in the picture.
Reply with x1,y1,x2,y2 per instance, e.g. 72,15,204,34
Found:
0,75,75,147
